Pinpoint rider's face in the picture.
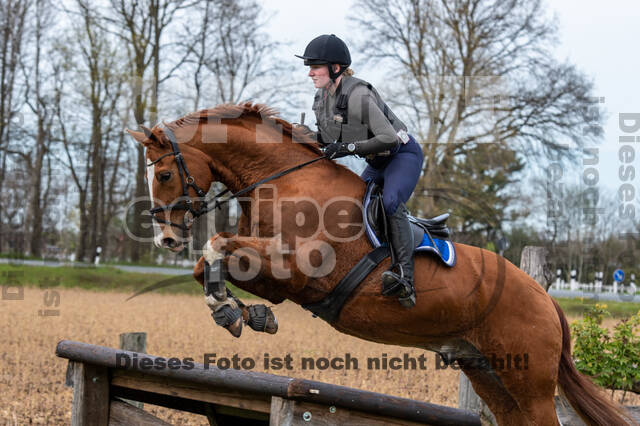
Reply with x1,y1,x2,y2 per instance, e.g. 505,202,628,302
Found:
308,64,333,88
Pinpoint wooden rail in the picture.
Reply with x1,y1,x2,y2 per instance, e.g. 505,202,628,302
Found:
57,340,481,426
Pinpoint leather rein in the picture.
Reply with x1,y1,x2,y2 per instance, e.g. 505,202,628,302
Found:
147,127,327,232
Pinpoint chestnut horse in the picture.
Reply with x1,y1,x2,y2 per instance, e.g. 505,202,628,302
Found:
127,103,631,425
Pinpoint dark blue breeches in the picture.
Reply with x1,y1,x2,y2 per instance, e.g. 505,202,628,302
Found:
360,135,424,215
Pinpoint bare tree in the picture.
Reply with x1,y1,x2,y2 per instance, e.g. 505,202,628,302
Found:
2,0,57,257
350,0,602,225
0,0,30,251
77,0,130,261
104,0,192,261
177,0,301,111
20,0,56,257
46,0,129,262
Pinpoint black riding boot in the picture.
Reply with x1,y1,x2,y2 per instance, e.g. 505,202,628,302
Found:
381,202,416,308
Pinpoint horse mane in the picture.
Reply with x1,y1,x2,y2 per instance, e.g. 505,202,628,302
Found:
164,102,324,157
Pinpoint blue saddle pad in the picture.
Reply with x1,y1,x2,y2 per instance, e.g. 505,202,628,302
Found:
413,231,456,267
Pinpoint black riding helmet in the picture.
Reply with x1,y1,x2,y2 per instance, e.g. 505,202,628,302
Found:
295,34,351,81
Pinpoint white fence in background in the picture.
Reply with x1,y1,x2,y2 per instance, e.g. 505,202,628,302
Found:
551,270,638,294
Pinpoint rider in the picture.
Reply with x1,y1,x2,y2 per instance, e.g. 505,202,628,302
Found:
296,34,424,308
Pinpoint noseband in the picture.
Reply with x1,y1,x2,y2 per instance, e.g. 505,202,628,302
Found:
147,126,327,232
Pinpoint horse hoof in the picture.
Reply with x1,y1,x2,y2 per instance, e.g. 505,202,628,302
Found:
212,305,243,337
226,316,243,338
265,314,278,334
248,305,278,334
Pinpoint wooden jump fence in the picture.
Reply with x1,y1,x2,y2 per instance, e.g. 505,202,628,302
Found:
56,340,481,426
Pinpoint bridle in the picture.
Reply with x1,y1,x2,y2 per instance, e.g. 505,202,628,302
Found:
147,126,327,233
147,127,210,232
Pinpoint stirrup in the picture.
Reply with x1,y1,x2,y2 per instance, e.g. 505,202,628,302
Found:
397,286,416,308
381,264,406,295
381,268,416,308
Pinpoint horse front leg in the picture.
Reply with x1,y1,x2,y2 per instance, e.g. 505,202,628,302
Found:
193,233,280,338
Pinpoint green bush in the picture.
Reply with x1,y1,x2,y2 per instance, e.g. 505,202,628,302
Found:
571,304,640,392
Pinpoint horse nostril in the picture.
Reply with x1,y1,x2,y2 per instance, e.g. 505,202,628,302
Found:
162,237,177,249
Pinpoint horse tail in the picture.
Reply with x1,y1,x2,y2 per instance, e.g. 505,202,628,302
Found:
551,298,634,425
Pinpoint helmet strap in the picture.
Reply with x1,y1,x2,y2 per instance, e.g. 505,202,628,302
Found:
328,64,345,82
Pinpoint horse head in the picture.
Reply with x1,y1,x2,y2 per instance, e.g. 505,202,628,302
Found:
127,125,215,252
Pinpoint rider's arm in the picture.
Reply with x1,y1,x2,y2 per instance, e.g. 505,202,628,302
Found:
348,85,399,156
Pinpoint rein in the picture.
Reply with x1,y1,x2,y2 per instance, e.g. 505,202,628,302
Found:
147,126,327,231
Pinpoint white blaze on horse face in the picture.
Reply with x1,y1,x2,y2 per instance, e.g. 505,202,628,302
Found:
146,162,163,248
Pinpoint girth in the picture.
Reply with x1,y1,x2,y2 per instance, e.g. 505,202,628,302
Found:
302,246,390,323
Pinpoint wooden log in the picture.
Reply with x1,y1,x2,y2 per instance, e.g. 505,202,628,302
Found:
110,369,272,414
57,340,479,426
285,377,479,425
70,361,110,426
109,399,170,426
268,396,432,426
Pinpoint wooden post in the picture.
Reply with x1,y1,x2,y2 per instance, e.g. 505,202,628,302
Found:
270,396,295,425
70,361,110,426
119,332,147,409
119,332,147,353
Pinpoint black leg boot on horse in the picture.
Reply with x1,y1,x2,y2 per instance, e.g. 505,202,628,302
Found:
204,258,278,337
381,202,416,308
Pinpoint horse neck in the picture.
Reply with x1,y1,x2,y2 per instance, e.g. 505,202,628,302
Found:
192,122,318,194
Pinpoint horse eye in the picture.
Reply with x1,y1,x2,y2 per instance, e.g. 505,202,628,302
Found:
157,171,172,182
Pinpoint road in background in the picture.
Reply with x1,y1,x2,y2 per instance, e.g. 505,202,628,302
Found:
0,258,191,276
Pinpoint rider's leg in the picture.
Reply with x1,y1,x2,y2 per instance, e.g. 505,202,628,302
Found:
360,164,383,184
379,137,424,307
381,202,416,307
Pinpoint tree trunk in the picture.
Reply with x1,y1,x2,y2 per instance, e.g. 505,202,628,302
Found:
88,119,101,263
28,0,49,258
0,0,28,253
28,133,45,257
76,192,88,262
129,60,147,262
520,246,552,291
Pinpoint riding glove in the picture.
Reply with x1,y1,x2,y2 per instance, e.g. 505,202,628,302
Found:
323,141,353,159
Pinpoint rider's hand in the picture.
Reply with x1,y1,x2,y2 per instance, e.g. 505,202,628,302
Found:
323,142,353,159
292,123,313,133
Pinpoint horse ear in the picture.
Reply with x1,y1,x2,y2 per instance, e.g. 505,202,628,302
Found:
140,125,154,139
126,129,151,146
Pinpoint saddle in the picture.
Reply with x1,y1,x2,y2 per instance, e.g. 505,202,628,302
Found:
363,180,456,267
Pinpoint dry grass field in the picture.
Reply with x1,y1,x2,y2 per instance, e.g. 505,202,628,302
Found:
1,287,638,425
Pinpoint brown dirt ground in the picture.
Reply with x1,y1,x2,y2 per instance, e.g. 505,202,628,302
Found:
1,287,638,425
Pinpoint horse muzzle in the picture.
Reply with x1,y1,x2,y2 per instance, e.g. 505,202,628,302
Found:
161,237,185,252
